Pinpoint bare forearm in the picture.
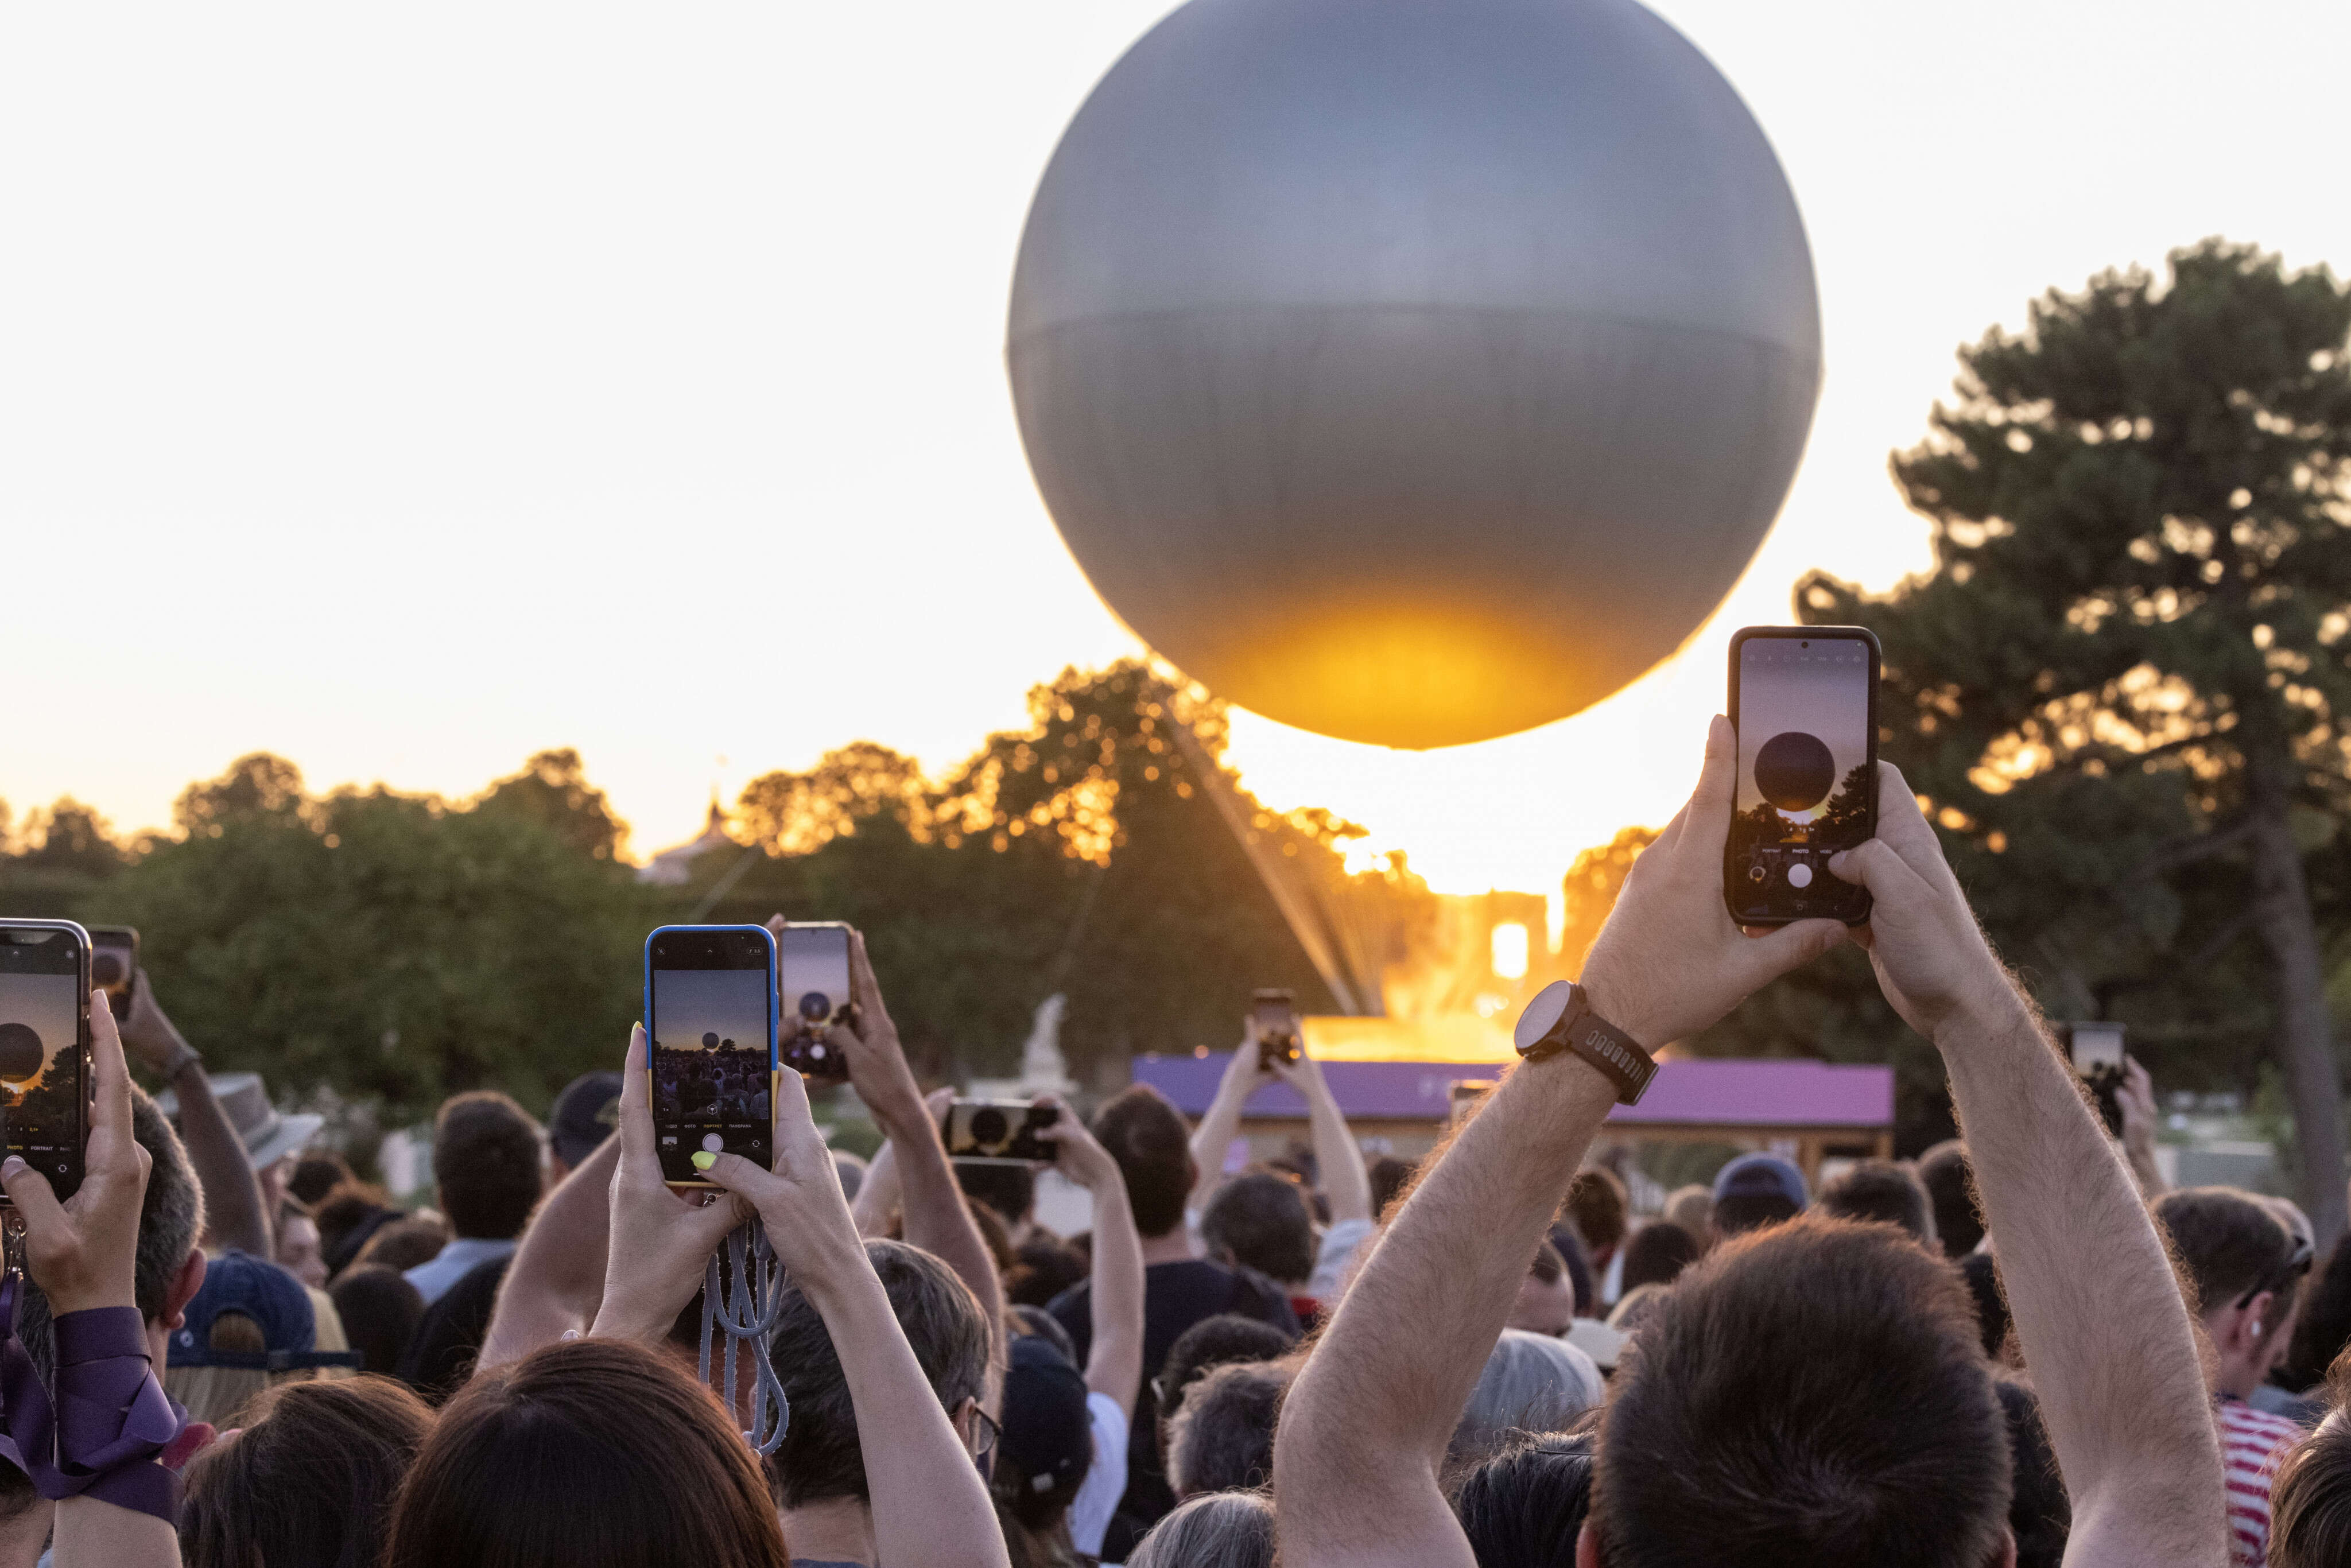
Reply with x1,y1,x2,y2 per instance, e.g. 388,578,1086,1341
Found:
882,1103,1004,1334
1189,1084,1249,1205
480,1136,620,1369
169,1067,270,1259
1305,1089,1372,1225
807,1260,1011,1568
1940,991,2223,1560
1278,1053,1614,1563
851,1140,902,1237
1085,1178,1146,1414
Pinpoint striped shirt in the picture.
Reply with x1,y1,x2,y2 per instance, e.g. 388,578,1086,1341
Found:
2221,1395,2306,1566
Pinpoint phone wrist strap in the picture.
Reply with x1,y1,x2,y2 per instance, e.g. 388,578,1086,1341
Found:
0,1283,188,1523
700,1221,791,1456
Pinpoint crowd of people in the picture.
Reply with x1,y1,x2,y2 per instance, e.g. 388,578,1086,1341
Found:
4,721,2351,1564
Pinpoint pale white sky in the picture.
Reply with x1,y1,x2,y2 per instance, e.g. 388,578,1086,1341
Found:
4,2,2348,896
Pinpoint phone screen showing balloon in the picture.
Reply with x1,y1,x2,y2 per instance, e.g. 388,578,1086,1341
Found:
645,925,777,1186
1724,628,1879,926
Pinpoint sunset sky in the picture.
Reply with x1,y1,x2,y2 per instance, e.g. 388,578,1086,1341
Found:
5,2,2350,898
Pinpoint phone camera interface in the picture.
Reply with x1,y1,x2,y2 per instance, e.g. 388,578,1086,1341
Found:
1731,638,1874,916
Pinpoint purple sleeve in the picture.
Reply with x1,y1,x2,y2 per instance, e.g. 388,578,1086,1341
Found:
0,1283,186,1523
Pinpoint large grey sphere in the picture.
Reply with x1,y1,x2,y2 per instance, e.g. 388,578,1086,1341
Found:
1009,0,1819,748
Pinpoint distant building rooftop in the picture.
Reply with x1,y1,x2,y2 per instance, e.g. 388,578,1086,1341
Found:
638,800,737,886
1132,1053,1894,1130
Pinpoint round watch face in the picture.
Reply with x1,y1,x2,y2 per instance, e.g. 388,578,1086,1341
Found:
1514,980,1576,1053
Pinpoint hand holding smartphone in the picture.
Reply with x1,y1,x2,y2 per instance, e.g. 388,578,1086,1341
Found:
0,920,95,1203
1723,627,1881,926
2063,1022,2129,1138
644,924,778,1187
1251,988,1302,1068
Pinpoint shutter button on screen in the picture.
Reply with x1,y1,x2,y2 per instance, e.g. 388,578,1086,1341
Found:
1787,862,1814,889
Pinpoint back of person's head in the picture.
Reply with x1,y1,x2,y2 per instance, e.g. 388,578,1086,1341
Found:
400,1255,510,1404
286,1151,356,1207
1453,1329,1604,1460
1126,1489,1277,1568
1202,1171,1315,1288
1917,1140,1983,1258
2283,1238,2351,1394
313,1179,399,1278
180,1375,432,1568
1453,1430,1593,1568
1606,1283,1670,1336
1007,1232,1090,1308
1158,1314,1300,1441
1663,1184,1713,1244
1596,1217,2009,1567
957,1159,1037,1229
994,1334,1094,1548
356,1213,450,1274
1564,1168,1629,1256
1816,1159,1936,1245
1092,1085,1196,1239
1011,1303,1079,1365
2272,1409,2351,1568
767,1238,992,1509
383,1338,790,1568
431,1090,543,1241
1369,1155,1417,1220
2155,1186,2305,1323
1994,1379,2070,1568
165,1250,327,1429
1958,1252,2011,1362
1511,1239,1578,1336
330,1264,426,1378
1166,1359,1292,1498
1710,1153,1807,1239
1620,1222,1701,1293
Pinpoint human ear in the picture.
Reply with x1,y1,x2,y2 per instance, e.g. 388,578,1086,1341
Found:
1576,1520,1603,1568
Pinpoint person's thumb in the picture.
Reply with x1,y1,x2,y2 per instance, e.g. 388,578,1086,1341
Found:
1,1156,68,1245
701,1151,785,1205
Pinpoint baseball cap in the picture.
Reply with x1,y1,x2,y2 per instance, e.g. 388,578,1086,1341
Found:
167,1251,358,1371
1712,1152,1809,1211
549,1070,624,1168
999,1333,1093,1495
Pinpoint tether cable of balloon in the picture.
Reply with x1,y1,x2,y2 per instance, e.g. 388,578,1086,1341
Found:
701,1219,790,1454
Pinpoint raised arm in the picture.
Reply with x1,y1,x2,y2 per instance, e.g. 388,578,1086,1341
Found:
850,1135,902,1237
816,927,1004,1341
119,972,266,1259
1829,773,2224,1566
1039,1096,1145,1418
1274,718,1845,1568
1279,1053,1372,1227
476,1127,622,1369
701,1058,1011,1568
5,996,181,1568
1188,1034,1270,1207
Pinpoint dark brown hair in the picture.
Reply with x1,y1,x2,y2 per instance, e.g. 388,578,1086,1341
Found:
1620,1222,1701,1293
383,1338,790,1568
1564,1169,1628,1255
180,1375,433,1568
1596,1217,2009,1568
432,1090,544,1240
2154,1187,2304,1322
2274,1372,2351,1568
1816,1160,1934,1246
1092,1085,1195,1239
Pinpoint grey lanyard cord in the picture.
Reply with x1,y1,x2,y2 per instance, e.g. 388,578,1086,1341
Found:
700,1219,791,1455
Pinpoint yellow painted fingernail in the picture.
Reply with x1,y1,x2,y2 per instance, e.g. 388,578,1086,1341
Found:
690,1151,716,1170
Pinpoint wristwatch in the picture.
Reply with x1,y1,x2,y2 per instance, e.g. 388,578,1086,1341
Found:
1512,981,1657,1106
158,1042,204,1084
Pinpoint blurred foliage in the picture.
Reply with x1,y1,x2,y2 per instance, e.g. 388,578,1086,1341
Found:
1693,239,2351,1159
1,661,1418,1122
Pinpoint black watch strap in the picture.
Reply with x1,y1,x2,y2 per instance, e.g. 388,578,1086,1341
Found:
1512,981,1657,1106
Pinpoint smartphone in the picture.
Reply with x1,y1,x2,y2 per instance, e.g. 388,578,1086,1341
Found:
644,924,778,1187
87,926,138,1010
942,1100,1061,1164
0,920,94,1204
1252,988,1301,1068
2064,1021,2129,1138
1724,627,1881,926
777,922,855,1081
1449,1078,1497,1126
